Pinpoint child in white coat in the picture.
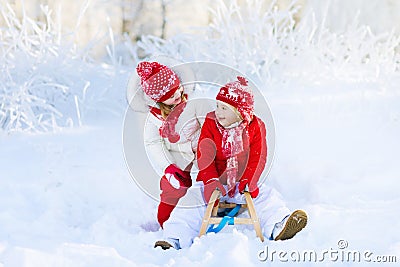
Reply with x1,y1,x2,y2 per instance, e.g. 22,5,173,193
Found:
135,61,213,228
155,76,307,249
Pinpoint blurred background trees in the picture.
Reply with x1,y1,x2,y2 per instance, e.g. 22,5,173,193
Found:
1,0,400,59
0,0,399,132
0,0,212,57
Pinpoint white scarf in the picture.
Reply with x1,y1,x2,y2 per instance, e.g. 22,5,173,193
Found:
216,120,247,197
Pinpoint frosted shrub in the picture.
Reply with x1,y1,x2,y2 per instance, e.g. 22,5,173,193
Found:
0,4,125,133
137,0,400,86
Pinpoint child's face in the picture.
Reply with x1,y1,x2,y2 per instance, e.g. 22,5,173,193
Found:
161,85,184,106
215,101,242,127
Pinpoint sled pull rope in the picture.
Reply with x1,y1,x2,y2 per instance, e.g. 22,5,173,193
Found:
206,204,242,233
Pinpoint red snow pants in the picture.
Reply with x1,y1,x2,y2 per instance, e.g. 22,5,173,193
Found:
157,172,192,228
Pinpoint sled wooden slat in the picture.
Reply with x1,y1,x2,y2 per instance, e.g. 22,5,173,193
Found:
219,203,248,209
199,189,220,237
199,189,264,242
244,190,264,242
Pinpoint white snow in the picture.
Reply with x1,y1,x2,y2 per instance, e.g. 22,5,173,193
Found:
3,74,399,266
1,0,400,266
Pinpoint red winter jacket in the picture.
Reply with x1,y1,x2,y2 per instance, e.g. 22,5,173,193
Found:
196,112,267,190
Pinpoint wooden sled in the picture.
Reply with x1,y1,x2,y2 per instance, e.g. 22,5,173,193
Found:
199,189,264,242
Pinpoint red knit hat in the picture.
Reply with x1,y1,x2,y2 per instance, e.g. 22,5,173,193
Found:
216,76,254,123
136,61,180,102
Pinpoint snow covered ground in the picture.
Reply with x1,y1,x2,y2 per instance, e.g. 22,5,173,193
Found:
1,69,400,266
1,1,400,266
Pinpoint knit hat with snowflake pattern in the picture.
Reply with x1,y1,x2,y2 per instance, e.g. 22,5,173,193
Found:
136,61,180,102
216,76,254,123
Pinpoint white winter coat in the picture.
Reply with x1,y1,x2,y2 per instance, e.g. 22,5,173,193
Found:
144,96,214,176
127,66,214,177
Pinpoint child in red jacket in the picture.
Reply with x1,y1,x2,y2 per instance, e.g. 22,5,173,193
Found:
155,76,307,250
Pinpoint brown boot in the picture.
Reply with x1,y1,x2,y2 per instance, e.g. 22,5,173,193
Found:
154,240,173,250
273,210,308,241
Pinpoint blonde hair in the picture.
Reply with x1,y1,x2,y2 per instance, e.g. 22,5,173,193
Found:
217,100,243,121
158,93,187,119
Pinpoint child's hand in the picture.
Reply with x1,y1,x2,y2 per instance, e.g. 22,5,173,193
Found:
164,164,192,188
204,178,226,205
238,178,259,198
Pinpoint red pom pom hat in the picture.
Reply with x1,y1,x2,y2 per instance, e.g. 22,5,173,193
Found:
136,61,181,102
216,76,254,123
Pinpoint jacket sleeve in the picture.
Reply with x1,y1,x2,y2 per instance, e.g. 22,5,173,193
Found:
197,116,219,183
143,115,174,176
241,118,267,186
